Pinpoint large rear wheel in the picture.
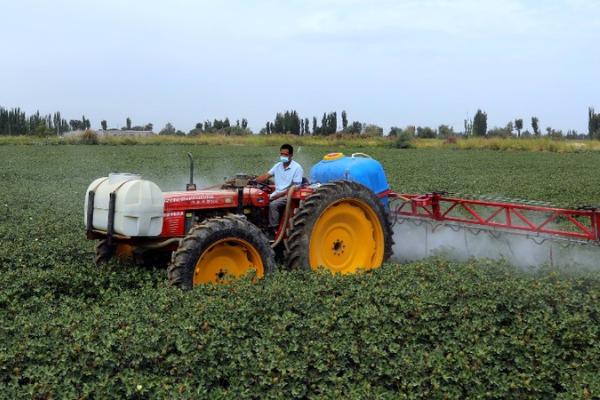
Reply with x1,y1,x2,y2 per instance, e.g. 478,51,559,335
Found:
168,215,276,289
285,181,393,273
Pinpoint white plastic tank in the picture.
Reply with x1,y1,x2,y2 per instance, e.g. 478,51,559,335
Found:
84,173,164,237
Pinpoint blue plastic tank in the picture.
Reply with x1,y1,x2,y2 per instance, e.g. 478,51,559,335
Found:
310,152,390,206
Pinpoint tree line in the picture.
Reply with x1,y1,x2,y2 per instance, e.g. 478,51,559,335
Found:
0,107,75,136
457,109,591,140
100,117,153,132
2,105,600,140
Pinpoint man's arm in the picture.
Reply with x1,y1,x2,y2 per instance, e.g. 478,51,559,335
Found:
292,165,304,186
255,172,273,183
256,164,277,183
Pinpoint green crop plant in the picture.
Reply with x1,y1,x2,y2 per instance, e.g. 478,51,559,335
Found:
1,145,599,398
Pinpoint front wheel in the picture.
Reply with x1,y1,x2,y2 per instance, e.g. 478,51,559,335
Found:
94,239,170,268
94,240,136,266
168,215,276,289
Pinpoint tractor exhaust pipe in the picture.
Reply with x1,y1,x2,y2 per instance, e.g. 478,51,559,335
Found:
186,153,196,191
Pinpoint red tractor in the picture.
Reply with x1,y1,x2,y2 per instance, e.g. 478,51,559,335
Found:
85,153,394,289
86,152,600,288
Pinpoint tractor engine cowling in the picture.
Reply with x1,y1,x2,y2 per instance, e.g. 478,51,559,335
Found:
84,173,164,237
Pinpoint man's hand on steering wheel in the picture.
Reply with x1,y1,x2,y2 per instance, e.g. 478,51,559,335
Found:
249,177,273,192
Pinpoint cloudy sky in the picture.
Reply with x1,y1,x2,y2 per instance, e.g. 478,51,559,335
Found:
1,0,598,133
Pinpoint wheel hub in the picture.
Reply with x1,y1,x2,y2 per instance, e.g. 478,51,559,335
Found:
332,239,346,255
309,200,384,273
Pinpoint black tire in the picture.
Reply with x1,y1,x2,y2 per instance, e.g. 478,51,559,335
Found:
95,240,169,267
284,180,393,272
94,239,115,266
168,215,276,289
133,248,172,268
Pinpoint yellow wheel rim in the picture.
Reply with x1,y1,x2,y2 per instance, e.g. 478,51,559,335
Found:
309,199,385,273
193,238,264,285
116,244,134,260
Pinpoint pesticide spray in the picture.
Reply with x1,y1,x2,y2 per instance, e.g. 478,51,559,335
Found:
390,217,600,272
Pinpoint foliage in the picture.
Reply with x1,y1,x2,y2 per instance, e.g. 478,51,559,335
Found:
362,124,383,137
546,127,564,140
3,133,600,152
532,116,541,136
344,121,363,135
341,110,348,130
437,124,454,138
0,107,70,135
272,110,302,135
514,118,523,137
463,119,473,136
316,112,338,136
69,116,91,131
473,109,487,137
588,107,600,139
391,130,415,149
487,125,513,138
416,126,436,138
266,110,346,136
159,122,179,136
388,127,402,137
1,145,600,398
77,129,99,145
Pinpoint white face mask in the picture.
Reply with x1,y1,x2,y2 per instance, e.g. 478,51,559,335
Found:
280,155,290,163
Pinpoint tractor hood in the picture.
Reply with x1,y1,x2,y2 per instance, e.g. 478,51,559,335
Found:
163,190,238,212
162,188,270,213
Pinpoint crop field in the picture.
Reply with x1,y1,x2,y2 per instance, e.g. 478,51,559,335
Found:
1,145,600,398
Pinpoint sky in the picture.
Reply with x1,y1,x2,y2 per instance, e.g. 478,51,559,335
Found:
1,0,599,134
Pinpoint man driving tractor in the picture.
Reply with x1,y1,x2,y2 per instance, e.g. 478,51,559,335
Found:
256,144,304,238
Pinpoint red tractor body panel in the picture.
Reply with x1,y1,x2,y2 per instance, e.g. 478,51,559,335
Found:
159,187,315,238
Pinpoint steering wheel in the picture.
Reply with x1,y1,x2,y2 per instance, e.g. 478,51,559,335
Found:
248,177,273,192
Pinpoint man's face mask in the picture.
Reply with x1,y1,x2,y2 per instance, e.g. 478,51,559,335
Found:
280,155,290,163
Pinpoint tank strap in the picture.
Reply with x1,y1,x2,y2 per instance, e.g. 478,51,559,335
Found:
351,152,372,159
89,177,109,193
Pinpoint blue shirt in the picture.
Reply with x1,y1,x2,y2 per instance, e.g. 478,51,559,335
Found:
268,160,303,198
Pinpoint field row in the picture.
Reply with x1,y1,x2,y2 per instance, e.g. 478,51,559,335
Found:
3,134,600,153
1,145,599,398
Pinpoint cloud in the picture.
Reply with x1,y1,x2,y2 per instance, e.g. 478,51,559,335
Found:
293,0,600,39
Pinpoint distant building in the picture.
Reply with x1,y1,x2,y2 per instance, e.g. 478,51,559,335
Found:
97,129,155,137
61,129,156,137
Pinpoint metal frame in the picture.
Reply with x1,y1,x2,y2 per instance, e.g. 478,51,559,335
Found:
86,190,95,236
390,192,600,243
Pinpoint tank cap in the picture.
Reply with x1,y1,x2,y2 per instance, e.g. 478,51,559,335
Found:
323,152,344,161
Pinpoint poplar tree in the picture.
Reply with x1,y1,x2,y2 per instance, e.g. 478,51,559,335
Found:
515,118,523,138
531,117,540,136
588,107,600,139
472,109,487,137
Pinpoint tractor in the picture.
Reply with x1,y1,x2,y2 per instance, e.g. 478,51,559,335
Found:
85,152,600,288
85,152,393,289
